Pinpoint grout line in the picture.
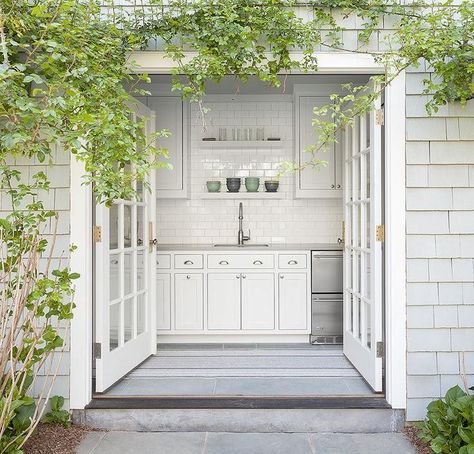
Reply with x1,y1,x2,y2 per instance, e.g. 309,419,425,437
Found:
306,432,316,454
212,378,218,395
201,432,209,454
88,431,107,454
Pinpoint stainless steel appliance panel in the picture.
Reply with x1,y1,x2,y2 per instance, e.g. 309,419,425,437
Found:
311,250,343,294
311,294,343,336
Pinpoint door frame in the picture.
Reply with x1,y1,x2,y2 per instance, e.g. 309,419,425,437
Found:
69,52,406,410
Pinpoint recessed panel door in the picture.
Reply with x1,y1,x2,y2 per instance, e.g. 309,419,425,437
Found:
278,273,307,330
299,96,336,191
241,273,275,330
207,273,241,330
175,274,203,330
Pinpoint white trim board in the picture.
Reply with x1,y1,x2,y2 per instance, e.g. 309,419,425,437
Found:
69,52,406,411
69,156,93,409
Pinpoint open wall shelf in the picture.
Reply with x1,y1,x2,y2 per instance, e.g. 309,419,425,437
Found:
200,192,283,200
200,140,283,149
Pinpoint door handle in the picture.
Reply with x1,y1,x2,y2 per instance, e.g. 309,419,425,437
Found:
253,260,263,265
288,260,298,265
219,260,229,265
184,260,194,265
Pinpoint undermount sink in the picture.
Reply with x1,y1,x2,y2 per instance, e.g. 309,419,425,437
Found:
213,244,269,248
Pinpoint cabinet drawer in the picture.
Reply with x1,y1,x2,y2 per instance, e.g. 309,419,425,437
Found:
208,254,274,269
174,254,203,269
278,254,307,269
156,254,171,269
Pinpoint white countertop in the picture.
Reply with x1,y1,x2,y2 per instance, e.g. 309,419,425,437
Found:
156,243,343,251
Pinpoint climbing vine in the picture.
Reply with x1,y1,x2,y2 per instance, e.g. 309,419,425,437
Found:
136,0,473,168
137,0,473,110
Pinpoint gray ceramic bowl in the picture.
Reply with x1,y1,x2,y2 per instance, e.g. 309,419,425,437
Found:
264,180,279,192
226,177,241,192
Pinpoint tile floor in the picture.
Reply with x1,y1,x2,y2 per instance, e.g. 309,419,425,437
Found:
103,344,374,397
77,431,416,454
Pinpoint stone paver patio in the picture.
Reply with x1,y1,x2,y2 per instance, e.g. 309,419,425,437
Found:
77,431,416,453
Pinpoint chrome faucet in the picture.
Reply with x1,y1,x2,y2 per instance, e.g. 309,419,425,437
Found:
237,202,250,246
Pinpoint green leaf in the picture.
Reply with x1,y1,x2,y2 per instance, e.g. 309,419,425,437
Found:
445,385,467,404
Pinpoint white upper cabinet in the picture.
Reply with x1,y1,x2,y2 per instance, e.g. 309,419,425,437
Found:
295,92,342,198
147,97,188,198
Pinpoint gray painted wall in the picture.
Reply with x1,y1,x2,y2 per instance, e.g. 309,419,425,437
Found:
405,69,474,420
0,146,71,409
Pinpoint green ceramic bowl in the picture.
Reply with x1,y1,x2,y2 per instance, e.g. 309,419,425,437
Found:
245,177,260,192
206,181,221,192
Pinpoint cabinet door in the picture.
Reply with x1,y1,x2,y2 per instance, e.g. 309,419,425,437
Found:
147,97,184,196
175,274,203,330
278,273,307,330
207,274,241,330
156,273,171,330
298,96,336,191
241,273,275,330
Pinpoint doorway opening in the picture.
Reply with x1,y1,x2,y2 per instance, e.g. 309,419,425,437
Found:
91,73,386,403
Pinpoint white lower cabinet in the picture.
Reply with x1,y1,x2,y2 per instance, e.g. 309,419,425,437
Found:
158,251,310,335
241,273,274,330
278,273,307,330
175,274,203,330
156,273,171,330
208,274,241,330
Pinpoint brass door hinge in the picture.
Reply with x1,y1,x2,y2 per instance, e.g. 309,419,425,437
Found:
338,221,345,245
93,226,102,243
376,341,384,358
375,108,384,126
376,224,385,242
93,342,102,359
148,221,157,252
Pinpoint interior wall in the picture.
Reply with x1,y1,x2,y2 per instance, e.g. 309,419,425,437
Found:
156,96,343,245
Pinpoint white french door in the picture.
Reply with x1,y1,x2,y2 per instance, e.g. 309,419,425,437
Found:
343,94,383,392
94,100,156,392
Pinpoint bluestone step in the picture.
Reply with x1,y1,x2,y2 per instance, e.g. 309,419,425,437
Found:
73,408,405,433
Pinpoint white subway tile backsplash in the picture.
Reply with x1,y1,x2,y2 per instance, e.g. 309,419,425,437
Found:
156,99,343,244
